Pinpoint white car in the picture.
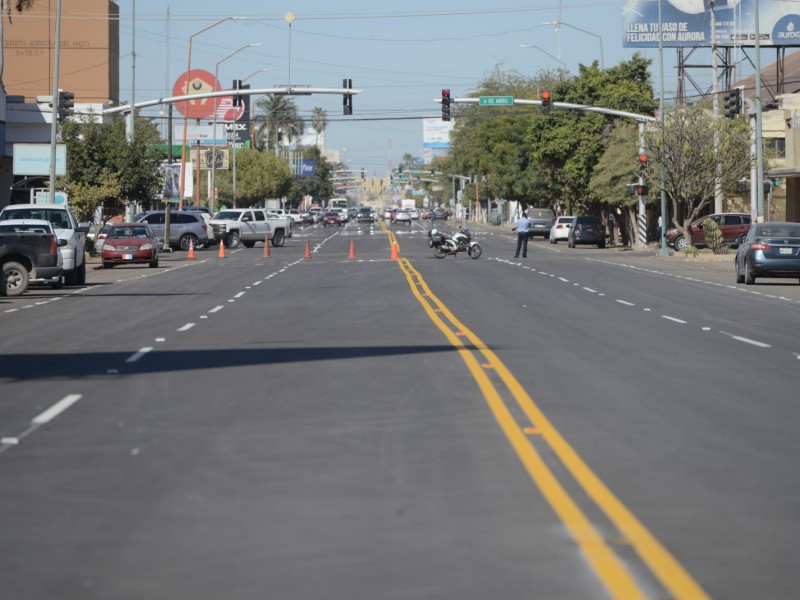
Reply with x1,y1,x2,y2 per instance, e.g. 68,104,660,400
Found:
550,216,576,244
394,209,412,224
407,207,420,220
0,203,87,285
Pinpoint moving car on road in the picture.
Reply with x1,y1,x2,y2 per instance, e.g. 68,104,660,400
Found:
100,223,159,269
735,222,800,285
394,209,412,225
357,207,374,223
323,211,342,227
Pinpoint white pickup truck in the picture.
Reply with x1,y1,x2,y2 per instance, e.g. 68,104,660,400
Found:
208,209,292,249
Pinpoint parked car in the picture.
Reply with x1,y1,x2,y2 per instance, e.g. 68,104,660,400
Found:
0,219,64,289
394,209,412,224
549,216,575,244
357,207,374,223
135,210,209,251
568,215,606,248
0,202,88,286
735,221,800,285
92,222,115,255
667,213,751,251
100,223,159,268
527,208,555,239
323,211,342,227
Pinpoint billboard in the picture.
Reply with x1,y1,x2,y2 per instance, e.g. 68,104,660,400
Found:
623,0,800,47
13,143,67,176
423,118,454,149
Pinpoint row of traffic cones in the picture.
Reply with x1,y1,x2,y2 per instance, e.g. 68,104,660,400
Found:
190,238,397,261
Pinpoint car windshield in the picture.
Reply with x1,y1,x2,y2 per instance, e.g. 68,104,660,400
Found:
111,226,150,238
756,225,800,238
213,211,242,220
1,208,69,228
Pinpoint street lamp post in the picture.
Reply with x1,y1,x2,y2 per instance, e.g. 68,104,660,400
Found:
211,43,261,214
519,44,567,74
542,21,603,69
178,17,245,210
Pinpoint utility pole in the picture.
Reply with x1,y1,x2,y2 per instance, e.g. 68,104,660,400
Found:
47,0,63,204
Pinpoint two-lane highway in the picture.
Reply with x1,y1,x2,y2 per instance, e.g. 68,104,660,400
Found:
1,219,798,598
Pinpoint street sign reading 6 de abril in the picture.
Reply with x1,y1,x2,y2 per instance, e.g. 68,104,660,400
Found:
479,96,514,106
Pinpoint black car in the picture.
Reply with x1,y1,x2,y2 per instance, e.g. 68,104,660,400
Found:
568,216,605,249
357,207,374,223
527,208,555,239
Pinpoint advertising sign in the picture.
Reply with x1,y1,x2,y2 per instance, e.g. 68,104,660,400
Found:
295,160,315,176
623,0,800,47
423,118,454,149
173,124,227,145
13,143,67,176
199,148,229,170
173,69,221,119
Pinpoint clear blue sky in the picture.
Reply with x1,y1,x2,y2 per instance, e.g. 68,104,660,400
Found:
117,1,730,176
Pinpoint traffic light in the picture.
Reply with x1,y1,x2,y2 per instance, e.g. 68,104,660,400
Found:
232,79,243,107
636,184,649,196
343,78,353,115
441,89,451,121
361,168,365,180
639,153,648,174
541,90,551,115
724,88,741,118
57,89,74,122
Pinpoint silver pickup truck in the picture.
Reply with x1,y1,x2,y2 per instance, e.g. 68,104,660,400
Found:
208,209,292,249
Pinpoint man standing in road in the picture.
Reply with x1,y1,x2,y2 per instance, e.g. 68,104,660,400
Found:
512,210,533,258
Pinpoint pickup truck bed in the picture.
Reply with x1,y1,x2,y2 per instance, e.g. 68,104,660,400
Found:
1,231,62,296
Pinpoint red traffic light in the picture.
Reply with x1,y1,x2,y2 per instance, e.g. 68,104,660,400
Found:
541,90,551,114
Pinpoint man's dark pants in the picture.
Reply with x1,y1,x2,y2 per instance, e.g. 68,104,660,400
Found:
515,232,529,258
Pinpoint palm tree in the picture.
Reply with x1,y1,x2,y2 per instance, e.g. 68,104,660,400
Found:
310,106,328,149
253,95,304,153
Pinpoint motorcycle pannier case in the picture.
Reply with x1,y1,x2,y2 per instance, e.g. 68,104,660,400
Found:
430,232,444,243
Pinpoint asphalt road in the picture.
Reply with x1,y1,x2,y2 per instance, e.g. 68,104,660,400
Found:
1,219,798,599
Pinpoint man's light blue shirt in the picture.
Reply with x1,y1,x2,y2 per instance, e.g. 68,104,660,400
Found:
516,216,532,233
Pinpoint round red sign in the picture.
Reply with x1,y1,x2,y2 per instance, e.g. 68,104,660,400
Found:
172,69,221,119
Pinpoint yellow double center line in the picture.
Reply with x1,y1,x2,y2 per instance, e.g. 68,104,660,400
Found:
394,254,709,600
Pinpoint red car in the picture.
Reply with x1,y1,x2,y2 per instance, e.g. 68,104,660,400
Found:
101,223,159,268
323,211,342,227
667,213,751,251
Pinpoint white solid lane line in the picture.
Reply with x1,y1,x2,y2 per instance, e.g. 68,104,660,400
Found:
662,315,687,324
125,347,153,364
177,323,195,332
719,331,772,348
32,394,82,425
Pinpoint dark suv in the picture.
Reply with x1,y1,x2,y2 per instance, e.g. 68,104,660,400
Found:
527,208,555,239
568,216,605,249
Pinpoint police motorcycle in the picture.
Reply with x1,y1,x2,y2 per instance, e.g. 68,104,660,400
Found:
428,225,482,259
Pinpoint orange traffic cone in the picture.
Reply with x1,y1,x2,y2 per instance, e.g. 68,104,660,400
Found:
187,240,196,259
304,240,312,259
348,240,355,261
218,240,226,259
263,234,271,258
390,241,399,261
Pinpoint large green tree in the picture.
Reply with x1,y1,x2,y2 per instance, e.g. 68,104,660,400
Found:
214,148,292,207
527,56,657,215
59,113,164,221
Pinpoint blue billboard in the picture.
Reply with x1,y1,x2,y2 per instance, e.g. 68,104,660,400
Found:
623,0,800,47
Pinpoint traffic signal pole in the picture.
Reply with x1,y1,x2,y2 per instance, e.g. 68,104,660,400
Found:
47,0,63,204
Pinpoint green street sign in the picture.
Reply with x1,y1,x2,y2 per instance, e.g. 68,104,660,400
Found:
479,96,514,106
